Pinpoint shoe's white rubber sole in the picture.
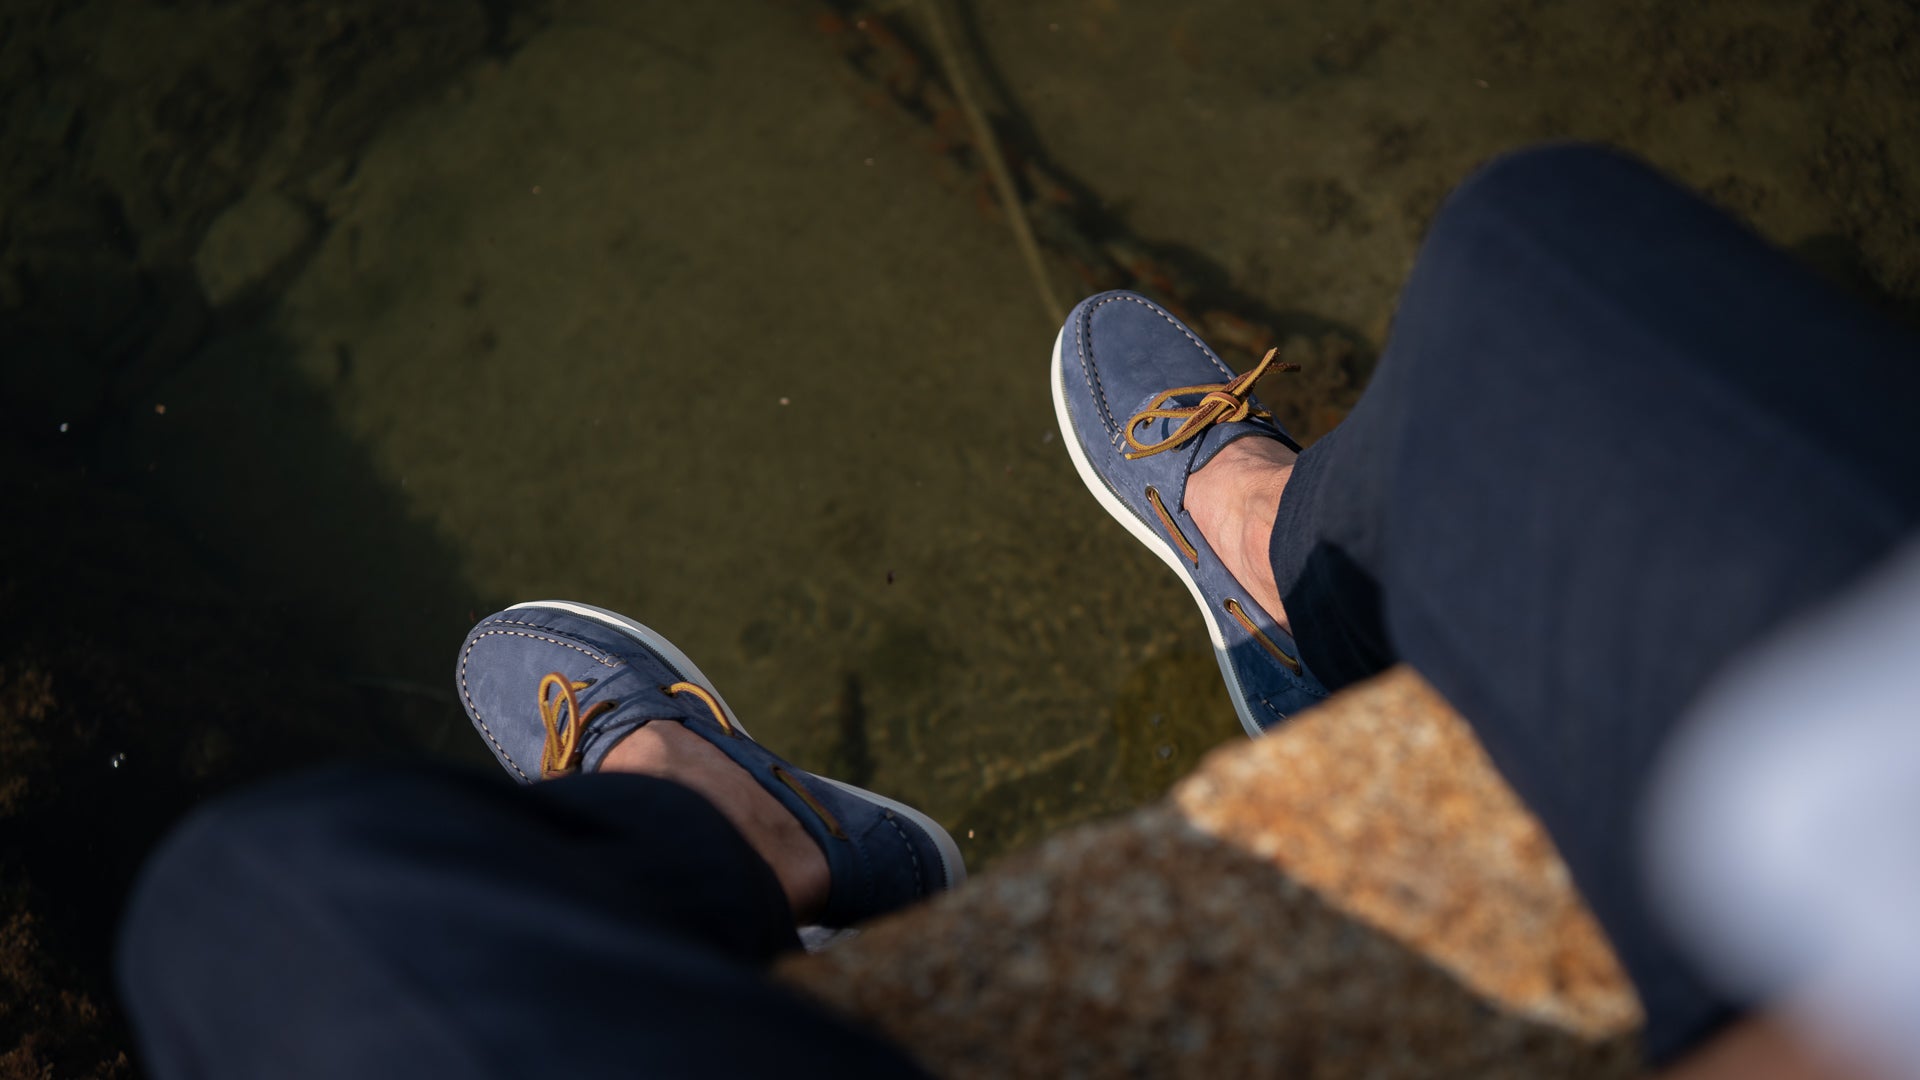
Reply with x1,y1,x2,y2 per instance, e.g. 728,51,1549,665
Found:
1048,330,1267,739
508,599,968,894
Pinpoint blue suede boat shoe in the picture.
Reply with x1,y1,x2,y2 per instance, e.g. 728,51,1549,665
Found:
1052,290,1330,737
455,601,965,929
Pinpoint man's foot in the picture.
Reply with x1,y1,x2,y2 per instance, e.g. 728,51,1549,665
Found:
1050,290,1328,736
455,601,965,928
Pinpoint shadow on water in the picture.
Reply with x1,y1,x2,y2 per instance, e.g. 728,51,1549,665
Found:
818,673,877,790
1,139,502,1080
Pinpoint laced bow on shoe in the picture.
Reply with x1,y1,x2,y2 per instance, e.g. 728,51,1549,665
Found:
1123,347,1296,459
535,673,745,777
534,669,849,840
538,673,618,777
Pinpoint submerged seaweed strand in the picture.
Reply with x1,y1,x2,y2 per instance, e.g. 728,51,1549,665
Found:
915,0,1062,324
807,2,1292,365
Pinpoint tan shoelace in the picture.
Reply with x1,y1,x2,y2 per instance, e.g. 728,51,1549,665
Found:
1123,347,1296,460
1121,348,1305,676
664,681,738,737
666,682,846,840
538,673,618,778
1225,598,1303,675
539,672,849,839
539,676,739,778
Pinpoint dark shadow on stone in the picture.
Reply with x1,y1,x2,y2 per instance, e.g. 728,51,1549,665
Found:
785,806,1643,1077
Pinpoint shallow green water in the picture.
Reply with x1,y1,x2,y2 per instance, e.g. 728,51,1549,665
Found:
9,0,1919,874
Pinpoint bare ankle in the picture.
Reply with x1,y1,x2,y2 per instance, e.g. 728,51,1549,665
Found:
601,723,831,923
1187,438,1295,633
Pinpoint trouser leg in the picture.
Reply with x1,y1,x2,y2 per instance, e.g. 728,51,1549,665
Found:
1269,143,1920,1063
116,767,924,1079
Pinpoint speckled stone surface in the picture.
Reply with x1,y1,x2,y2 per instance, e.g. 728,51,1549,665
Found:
1172,666,1640,1039
777,667,1643,1078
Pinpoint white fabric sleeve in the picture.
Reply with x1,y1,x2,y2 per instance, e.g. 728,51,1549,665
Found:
1645,538,1920,1079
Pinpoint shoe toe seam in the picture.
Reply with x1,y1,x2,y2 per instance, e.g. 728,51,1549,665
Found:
882,812,925,898
459,627,623,782
1077,293,1236,451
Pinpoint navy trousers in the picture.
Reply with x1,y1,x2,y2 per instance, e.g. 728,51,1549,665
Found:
1271,145,1920,1061
116,768,926,1078
118,145,1920,1076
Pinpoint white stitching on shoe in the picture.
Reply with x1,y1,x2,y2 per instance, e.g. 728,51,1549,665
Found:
1074,314,1113,444
1254,694,1289,729
1077,294,1236,450
459,627,621,782
882,812,926,896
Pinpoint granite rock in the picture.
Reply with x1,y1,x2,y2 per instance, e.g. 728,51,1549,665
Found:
778,667,1642,1077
